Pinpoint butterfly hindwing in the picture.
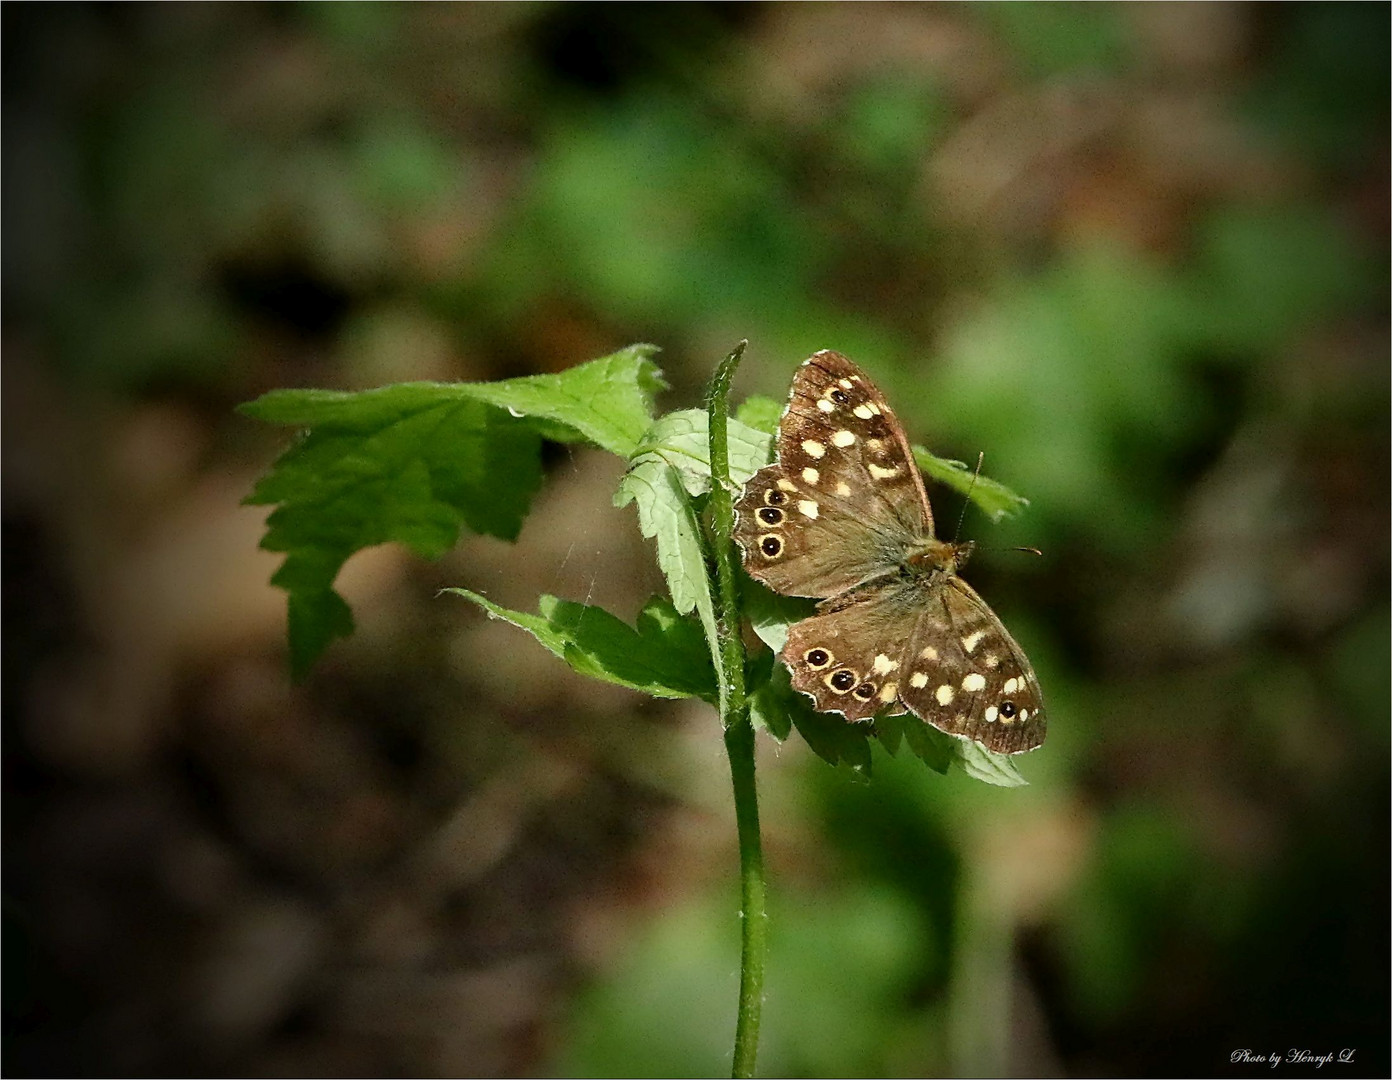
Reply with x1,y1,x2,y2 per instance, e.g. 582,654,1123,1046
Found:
896,579,1047,755
780,575,1046,753
781,579,926,722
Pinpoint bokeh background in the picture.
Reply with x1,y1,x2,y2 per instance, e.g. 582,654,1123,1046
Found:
4,4,1388,1077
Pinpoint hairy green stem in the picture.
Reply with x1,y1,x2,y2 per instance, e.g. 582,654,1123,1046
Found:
705,341,766,1079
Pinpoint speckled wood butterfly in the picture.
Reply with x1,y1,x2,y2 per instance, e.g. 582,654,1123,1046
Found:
734,351,1045,755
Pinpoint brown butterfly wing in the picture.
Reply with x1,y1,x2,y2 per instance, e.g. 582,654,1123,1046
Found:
733,351,931,598
780,578,928,722
895,578,1047,754
780,575,1046,753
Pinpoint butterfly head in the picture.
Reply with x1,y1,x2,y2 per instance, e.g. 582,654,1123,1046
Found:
907,539,975,577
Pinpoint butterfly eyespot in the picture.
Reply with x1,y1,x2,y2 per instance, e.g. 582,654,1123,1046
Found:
828,669,857,693
999,700,1017,718
853,684,876,701
830,388,849,405
758,507,785,525
804,648,832,669
764,489,786,506
759,535,783,558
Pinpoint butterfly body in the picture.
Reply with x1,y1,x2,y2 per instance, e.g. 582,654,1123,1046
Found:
734,351,1045,755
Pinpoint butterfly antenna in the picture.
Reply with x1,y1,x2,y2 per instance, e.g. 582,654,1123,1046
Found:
955,453,1044,558
952,452,985,542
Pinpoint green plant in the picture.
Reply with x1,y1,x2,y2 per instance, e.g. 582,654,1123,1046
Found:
241,341,1036,1076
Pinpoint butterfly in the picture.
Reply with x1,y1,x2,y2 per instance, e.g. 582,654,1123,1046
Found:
733,351,1045,755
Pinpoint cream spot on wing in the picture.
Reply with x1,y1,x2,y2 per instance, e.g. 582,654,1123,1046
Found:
835,481,851,497
802,467,819,484
985,706,999,723
1018,708,1029,721
962,631,984,653
910,672,929,689
872,654,898,675
817,398,835,413
838,378,853,389
797,499,819,519
935,684,954,706
984,654,1000,669
832,430,856,448
777,479,797,492
802,439,826,459
879,682,897,703
866,438,884,452
962,672,986,692
868,464,900,480
868,402,882,415
1003,677,1018,695
919,646,939,661
853,404,874,420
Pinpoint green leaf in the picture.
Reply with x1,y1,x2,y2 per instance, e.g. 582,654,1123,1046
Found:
750,662,872,777
457,343,666,457
243,382,483,431
243,343,665,457
447,589,717,702
625,409,773,498
951,736,1030,787
241,346,666,678
882,712,1026,785
867,711,907,760
741,578,814,655
614,410,773,685
792,709,874,781
245,395,543,679
914,447,1030,522
890,714,955,775
614,451,718,669
744,646,776,692
747,655,789,740
287,588,354,681
734,394,783,436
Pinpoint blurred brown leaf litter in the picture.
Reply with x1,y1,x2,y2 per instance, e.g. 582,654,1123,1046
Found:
3,4,1387,1077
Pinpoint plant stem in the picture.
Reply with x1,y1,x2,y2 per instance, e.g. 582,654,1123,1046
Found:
723,707,766,1078
705,341,766,1079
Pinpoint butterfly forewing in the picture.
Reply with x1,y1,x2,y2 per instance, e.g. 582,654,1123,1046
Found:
780,351,933,538
736,350,1047,755
734,351,931,597
734,462,904,597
